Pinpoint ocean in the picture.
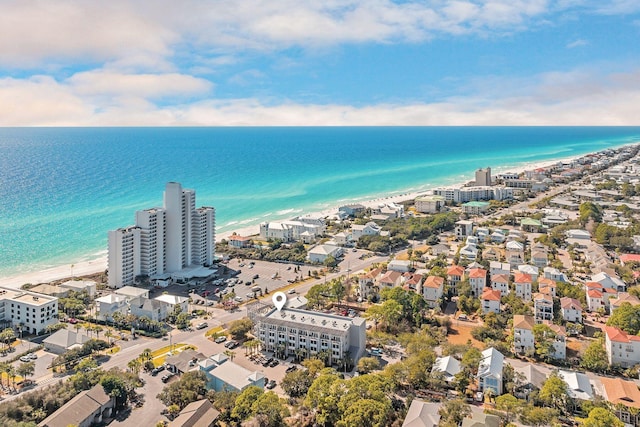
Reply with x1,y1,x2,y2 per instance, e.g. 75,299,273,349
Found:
1,126,639,277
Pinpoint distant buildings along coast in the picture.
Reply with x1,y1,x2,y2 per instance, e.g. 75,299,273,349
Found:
108,182,216,288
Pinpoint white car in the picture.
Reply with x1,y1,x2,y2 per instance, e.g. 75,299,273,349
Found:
234,296,243,302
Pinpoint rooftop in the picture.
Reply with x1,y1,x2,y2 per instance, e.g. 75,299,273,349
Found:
260,307,364,335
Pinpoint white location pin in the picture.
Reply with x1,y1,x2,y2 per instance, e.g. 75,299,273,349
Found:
272,291,287,312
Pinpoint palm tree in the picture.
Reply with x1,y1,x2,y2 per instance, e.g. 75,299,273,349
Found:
16,362,35,383
0,362,10,388
127,358,142,375
140,348,153,364
104,330,114,346
224,350,236,362
94,326,103,340
6,366,16,390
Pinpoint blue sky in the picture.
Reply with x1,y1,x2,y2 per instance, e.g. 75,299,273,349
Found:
1,0,639,125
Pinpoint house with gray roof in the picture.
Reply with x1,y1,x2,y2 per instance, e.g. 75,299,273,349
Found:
169,398,219,427
38,383,115,427
199,353,264,392
402,401,440,427
43,329,91,355
431,356,461,383
477,347,504,396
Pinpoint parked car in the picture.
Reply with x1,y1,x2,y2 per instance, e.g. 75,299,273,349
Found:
19,356,31,362
68,318,78,324
285,365,297,373
262,358,274,367
196,322,208,330
161,373,174,383
224,340,238,349
214,336,227,344
29,353,37,360
268,359,279,367
288,288,296,294
151,366,165,376
252,274,259,280
266,380,277,389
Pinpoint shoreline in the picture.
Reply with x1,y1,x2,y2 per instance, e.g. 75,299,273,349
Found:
0,144,634,290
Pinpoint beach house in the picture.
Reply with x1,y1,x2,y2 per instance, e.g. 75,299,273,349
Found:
481,289,501,314
490,274,509,296
605,326,640,367
560,297,583,323
468,268,487,297
513,273,532,302
505,240,525,267
477,347,504,396
421,276,444,308
600,377,640,427
351,222,381,241
513,315,535,355
199,353,265,392
533,292,554,322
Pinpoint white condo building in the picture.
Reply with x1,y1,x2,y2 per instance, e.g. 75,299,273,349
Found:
0,287,58,334
108,182,215,288
250,304,366,366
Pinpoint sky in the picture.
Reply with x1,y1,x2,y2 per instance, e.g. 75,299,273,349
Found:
1,0,640,126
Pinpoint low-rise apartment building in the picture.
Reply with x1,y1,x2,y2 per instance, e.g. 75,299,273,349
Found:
0,287,58,334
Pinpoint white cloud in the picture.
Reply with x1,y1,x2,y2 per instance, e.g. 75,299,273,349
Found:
567,39,588,48
1,67,639,126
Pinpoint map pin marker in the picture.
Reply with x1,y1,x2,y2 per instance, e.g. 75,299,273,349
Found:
272,291,287,312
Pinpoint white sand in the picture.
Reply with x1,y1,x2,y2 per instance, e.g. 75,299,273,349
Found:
0,153,594,290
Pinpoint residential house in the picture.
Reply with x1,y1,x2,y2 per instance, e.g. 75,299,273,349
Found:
94,293,128,322
513,273,533,302
199,353,265,392
610,293,640,313
432,355,462,383
490,230,506,243
402,401,441,427
566,229,592,240
165,349,207,375
461,413,501,427
605,326,640,367
429,243,450,256
388,260,411,273
154,294,189,315
543,267,568,282
490,274,509,296
379,270,403,289
351,222,381,241
585,282,617,311
517,264,539,282
477,347,504,395
358,268,383,300
506,240,525,267
338,203,366,218
114,286,149,301
59,280,97,298
404,273,424,292
489,261,510,277
482,246,501,261
531,249,549,268
414,195,446,214
169,399,220,427
467,268,487,297
560,297,583,323
455,220,474,240
130,297,167,322
481,289,501,314
421,276,444,308
38,384,115,427
513,315,535,355
307,244,343,263
446,265,465,296
558,370,594,401
600,377,640,427
538,277,557,297
459,244,478,261
462,201,490,215
592,272,627,293
548,324,567,360
228,235,252,248
43,329,90,355
533,293,553,322
513,364,545,400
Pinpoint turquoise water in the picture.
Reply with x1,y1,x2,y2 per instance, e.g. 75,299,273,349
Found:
1,127,639,276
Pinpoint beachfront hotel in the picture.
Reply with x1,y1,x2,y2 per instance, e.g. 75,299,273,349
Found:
0,287,58,334
108,182,215,288
248,302,366,366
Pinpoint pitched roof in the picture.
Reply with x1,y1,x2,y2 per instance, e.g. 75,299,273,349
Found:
468,268,487,279
461,413,501,427
478,347,504,379
38,384,112,427
447,265,465,276
380,270,402,284
423,276,444,289
491,274,509,283
482,289,501,301
605,325,640,343
514,364,546,390
513,314,535,330
513,272,532,283
533,292,553,304
169,399,220,427
43,329,90,349
402,401,441,427
611,292,640,307
601,378,640,409
558,370,593,400
432,356,461,379
620,254,640,264
560,297,583,310
588,289,603,298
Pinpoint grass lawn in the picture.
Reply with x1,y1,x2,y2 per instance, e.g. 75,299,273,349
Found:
205,326,225,337
152,343,195,367
106,346,120,355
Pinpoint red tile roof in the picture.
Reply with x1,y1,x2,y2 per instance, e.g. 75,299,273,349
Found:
513,273,532,283
491,274,509,283
468,268,487,279
482,289,501,301
620,254,640,264
601,377,640,409
560,297,583,310
588,289,603,298
424,276,444,289
605,326,640,343
447,265,465,276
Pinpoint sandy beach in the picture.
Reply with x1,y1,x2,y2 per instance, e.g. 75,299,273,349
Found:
0,154,588,290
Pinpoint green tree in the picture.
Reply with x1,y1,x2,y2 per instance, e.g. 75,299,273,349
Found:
581,338,609,373
228,318,254,340
101,374,129,408
539,372,568,413
232,385,264,420
582,407,624,427
495,393,521,423
280,369,314,398
520,405,558,427
337,398,390,427
533,324,557,361
251,391,290,426
16,361,35,382
607,302,640,335
156,371,207,410
304,371,342,426
357,356,381,374
438,399,471,427
460,347,482,375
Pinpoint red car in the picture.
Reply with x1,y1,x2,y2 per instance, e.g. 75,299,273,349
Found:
68,318,78,324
